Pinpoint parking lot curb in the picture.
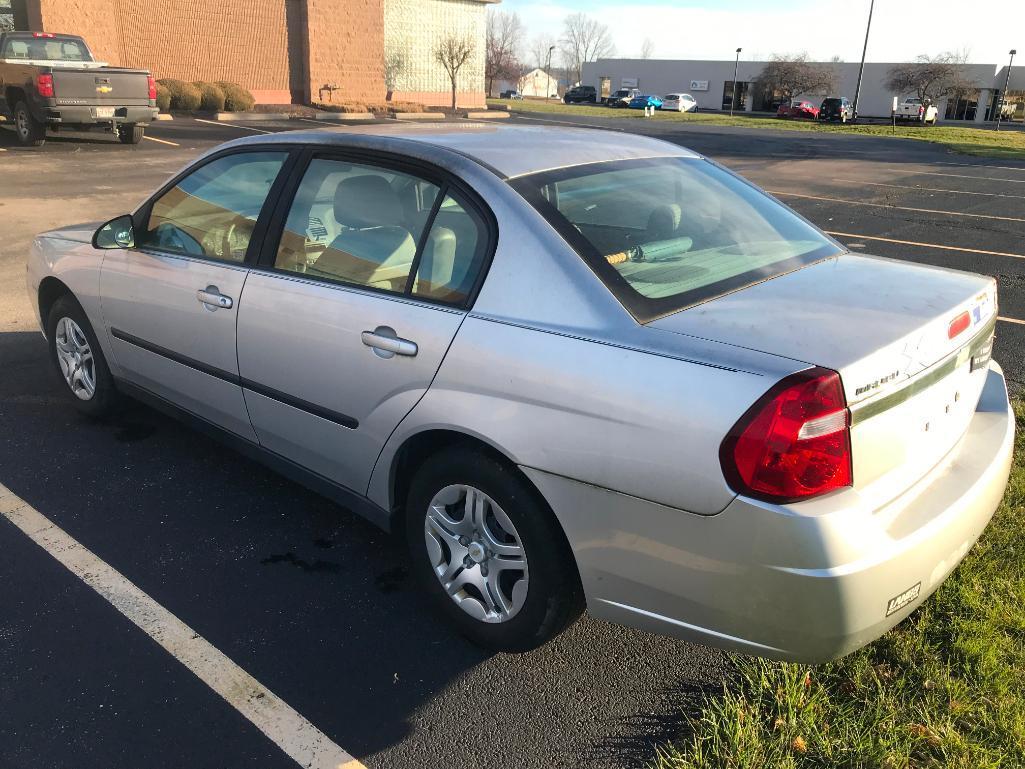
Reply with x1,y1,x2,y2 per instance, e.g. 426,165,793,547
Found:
213,112,293,122
155,114,173,121
308,112,375,121
465,111,510,119
393,112,446,120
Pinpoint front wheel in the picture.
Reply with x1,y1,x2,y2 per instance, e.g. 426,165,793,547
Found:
13,100,46,146
117,123,145,144
405,447,584,652
47,295,120,417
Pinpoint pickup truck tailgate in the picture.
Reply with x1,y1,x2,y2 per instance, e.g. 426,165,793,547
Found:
53,67,151,106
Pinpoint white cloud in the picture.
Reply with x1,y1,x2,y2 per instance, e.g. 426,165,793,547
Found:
504,0,1024,65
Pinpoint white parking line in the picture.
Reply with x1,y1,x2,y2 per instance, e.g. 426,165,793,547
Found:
0,482,365,769
502,114,625,131
825,230,1025,260
143,134,180,147
833,179,1025,200
193,118,273,134
771,190,1025,223
998,316,1025,326
933,161,1025,172
894,170,1025,184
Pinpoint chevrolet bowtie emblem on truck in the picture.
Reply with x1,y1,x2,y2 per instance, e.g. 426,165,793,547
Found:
96,85,113,94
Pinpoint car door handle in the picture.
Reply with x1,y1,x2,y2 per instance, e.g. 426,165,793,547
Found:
361,328,418,358
196,287,233,310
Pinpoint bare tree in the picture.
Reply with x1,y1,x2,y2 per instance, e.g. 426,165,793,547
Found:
435,34,476,110
383,48,407,102
560,13,615,85
529,33,558,72
885,52,972,105
486,9,524,96
640,38,655,60
755,53,837,102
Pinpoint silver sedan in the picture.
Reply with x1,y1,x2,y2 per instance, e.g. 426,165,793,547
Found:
27,125,1014,661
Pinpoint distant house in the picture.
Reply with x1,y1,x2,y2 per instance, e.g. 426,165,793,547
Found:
495,67,565,98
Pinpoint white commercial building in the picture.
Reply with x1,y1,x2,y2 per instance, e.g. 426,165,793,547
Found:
582,58,1025,122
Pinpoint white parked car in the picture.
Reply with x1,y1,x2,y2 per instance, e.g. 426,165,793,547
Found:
661,93,698,112
894,98,939,124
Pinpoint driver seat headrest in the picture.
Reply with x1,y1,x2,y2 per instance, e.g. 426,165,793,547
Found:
333,175,403,228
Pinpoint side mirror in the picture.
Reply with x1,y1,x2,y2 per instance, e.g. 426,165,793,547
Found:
93,215,135,249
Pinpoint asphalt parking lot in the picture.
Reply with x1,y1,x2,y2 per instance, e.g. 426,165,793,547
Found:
2,112,1024,768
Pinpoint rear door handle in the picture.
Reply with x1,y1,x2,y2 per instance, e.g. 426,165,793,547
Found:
361,327,418,358
196,286,233,310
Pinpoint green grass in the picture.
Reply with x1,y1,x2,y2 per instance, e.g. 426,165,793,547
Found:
488,99,1025,161
653,401,1025,769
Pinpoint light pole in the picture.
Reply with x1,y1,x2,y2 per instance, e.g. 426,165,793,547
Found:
545,45,555,101
730,47,742,116
852,0,875,120
996,49,1017,131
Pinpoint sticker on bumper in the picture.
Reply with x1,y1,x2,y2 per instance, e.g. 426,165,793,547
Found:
886,582,922,616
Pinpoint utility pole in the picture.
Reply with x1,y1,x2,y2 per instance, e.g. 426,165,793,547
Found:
852,0,875,120
996,49,1016,130
730,47,742,116
545,45,555,101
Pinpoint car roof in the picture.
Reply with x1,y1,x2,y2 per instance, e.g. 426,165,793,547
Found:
221,123,700,180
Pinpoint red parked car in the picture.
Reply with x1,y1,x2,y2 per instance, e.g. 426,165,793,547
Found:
776,99,820,120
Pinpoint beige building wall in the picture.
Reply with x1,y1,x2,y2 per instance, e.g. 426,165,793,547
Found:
384,0,487,107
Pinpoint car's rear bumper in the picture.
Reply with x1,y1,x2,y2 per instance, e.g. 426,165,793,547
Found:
41,105,157,125
523,362,1014,662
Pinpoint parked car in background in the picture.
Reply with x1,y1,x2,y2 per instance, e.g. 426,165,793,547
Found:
0,31,157,146
563,85,597,104
893,97,938,125
500,90,523,100
606,88,640,107
776,99,820,120
28,124,1013,661
661,93,698,112
628,94,663,110
819,96,855,123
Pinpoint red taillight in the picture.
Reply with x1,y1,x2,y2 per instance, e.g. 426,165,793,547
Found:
147,75,157,101
948,311,971,339
36,74,54,98
720,368,852,503
32,32,55,38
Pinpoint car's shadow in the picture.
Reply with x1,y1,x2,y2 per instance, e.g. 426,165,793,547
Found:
0,329,727,766
0,123,123,149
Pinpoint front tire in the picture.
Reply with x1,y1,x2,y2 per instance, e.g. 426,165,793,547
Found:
405,447,584,652
13,100,46,146
117,123,145,144
47,295,120,418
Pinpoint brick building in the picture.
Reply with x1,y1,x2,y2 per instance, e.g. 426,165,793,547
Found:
9,0,493,106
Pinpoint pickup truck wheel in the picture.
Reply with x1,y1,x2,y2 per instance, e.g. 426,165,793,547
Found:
117,123,145,144
405,446,584,652
46,295,120,418
13,100,46,146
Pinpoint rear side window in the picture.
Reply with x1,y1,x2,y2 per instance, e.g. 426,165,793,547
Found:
141,152,287,262
1,35,92,61
512,157,842,321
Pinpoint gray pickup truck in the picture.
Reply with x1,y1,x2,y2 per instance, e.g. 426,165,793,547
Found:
0,31,157,147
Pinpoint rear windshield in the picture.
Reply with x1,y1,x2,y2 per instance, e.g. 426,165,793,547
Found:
1,34,92,61
511,157,842,321
822,98,841,107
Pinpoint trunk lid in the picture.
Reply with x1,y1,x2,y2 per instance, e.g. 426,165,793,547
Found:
650,253,997,510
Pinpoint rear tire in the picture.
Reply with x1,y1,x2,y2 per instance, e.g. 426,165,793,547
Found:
13,100,46,146
405,446,584,652
46,295,120,418
117,123,145,144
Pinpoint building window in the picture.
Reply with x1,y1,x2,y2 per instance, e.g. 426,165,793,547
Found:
722,80,749,111
944,90,979,121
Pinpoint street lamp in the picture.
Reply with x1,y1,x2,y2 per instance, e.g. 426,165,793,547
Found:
996,49,1017,131
852,0,875,120
545,45,555,102
730,47,742,116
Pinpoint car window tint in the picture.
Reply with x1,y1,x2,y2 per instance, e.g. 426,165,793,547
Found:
140,152,287,262
275,158,439,295
412,194,486,305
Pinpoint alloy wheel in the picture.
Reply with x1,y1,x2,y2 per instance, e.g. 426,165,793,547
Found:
15,107,28,141
54,316,96,400
424,484,529,623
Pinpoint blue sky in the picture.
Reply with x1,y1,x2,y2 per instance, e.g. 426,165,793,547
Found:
499,0,1024,67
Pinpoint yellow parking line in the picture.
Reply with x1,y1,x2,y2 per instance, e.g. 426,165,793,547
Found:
833,179,1025,200
194,118,272,134
998,316,1025,326
824,231,1025,260
771,190,1025,223
143,134,180,147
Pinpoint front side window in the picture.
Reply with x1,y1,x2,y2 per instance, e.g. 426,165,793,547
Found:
275,158,488,304
512,157,842,321
141,152,287,262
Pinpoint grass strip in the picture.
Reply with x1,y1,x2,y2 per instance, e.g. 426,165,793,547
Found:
653,400,1025,769
488,100,1025,161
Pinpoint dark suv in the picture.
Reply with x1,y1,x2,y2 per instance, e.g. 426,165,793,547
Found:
819,96,855,123
564,85,597,104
